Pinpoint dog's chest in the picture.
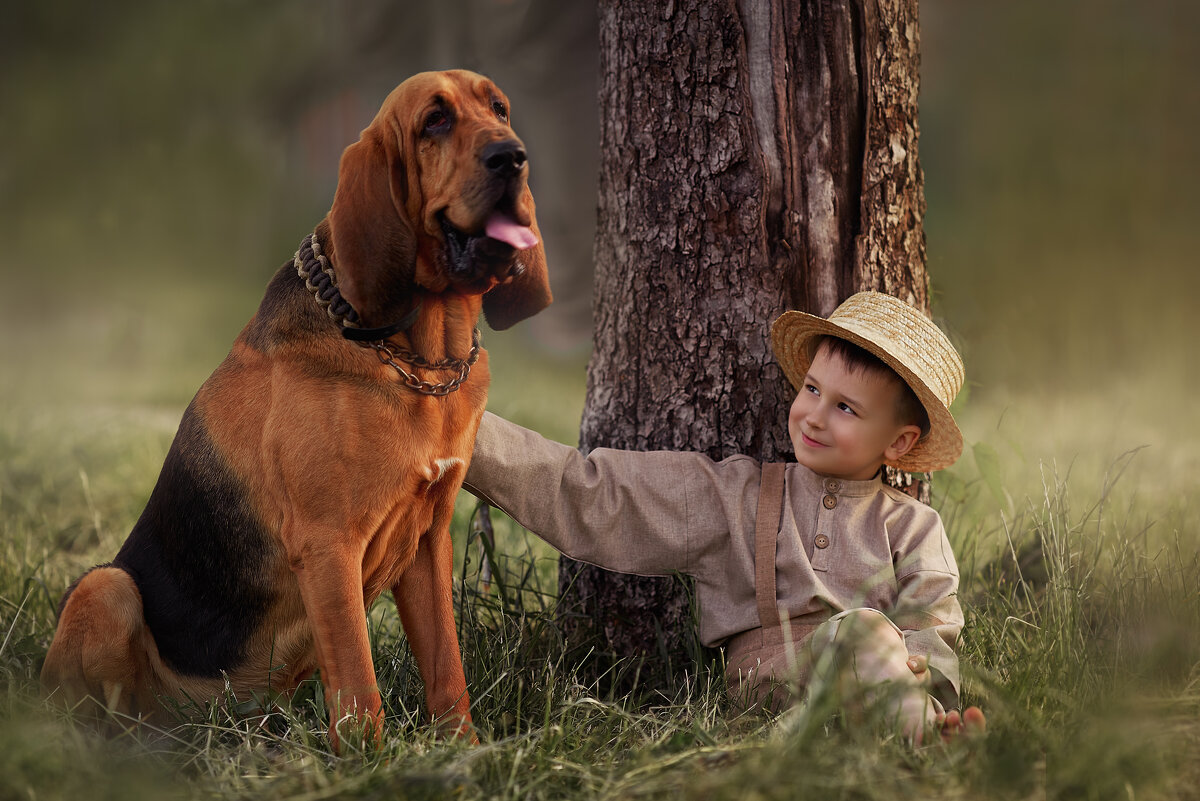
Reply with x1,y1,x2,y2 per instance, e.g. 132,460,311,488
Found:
358,452,469,600
418,456,466,494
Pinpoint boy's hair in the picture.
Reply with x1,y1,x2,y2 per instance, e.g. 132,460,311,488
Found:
811,335,930,439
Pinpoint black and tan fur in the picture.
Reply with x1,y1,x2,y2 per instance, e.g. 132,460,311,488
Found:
40,70,551,748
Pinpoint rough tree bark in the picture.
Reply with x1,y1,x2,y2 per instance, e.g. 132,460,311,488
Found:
558,0,930,689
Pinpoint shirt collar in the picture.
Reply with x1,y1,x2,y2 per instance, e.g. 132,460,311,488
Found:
789,463,884,497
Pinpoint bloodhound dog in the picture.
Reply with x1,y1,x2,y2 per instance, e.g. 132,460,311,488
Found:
41,70,550,748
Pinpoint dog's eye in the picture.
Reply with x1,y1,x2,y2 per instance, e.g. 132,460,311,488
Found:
492,101,508,121
424,110,451,134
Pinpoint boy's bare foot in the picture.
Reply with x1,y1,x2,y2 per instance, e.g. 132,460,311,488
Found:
936,705,986,740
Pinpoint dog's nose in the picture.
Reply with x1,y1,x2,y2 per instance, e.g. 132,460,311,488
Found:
482,140,527,177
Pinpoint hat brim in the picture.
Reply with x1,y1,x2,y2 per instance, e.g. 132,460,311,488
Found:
770,310,963,473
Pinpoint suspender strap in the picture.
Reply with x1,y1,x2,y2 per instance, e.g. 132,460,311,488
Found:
754,462,787,641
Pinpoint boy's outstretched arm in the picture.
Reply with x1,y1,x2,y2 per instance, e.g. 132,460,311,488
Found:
463,412,720,578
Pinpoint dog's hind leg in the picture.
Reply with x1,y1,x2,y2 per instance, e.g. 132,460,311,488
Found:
41,566,162,725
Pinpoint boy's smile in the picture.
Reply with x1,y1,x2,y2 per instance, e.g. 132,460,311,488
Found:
787,343,922,481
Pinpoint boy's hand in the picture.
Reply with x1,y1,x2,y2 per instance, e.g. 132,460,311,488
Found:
906,655,931,687
906,655,988,741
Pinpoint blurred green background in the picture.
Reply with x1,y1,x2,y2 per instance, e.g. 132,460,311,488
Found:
2,0,1197,497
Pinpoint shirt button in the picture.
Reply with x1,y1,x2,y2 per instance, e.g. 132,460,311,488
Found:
815,533,830,549
824,478,842,494
822,494,838,510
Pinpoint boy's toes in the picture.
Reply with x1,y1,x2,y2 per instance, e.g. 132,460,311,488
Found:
939,705,986,741
961,706,986,735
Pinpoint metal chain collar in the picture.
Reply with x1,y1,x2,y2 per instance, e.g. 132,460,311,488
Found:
365,328,481,397
295,232,480,396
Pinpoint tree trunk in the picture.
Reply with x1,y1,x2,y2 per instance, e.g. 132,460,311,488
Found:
558,0,929,690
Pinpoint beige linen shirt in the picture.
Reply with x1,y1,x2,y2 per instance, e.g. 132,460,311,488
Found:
463,412,964,704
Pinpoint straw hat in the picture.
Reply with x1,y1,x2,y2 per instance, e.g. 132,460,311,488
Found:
770,291,964,473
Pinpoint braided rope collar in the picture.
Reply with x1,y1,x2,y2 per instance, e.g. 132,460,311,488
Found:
293,232,480,396
294,232,362,330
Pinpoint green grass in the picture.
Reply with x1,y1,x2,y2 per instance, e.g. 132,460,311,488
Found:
2,292,1199,801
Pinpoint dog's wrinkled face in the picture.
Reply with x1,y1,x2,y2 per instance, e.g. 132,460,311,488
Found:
328,70,551,331
393,71,538,293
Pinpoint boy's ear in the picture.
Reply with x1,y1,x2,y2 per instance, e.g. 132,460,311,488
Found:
884,425,923,463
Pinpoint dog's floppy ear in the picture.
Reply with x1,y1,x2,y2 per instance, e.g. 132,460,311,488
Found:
482,186,552,330
325,123,416,325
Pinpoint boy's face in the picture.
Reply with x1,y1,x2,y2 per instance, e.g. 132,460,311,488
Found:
787,343,923,481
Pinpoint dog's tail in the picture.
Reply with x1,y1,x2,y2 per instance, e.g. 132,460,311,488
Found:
41,566,161,725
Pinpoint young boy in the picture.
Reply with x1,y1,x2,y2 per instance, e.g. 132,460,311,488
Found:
462,291,983,741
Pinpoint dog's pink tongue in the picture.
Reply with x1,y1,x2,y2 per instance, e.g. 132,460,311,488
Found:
485,212,538,250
